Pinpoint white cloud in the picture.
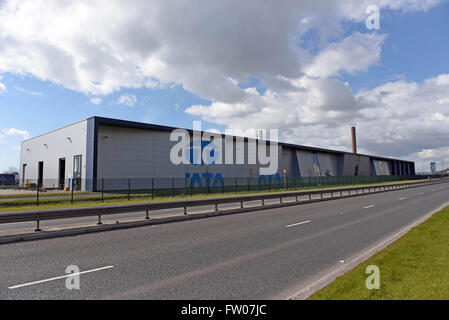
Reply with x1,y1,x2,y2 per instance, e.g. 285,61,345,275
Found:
13,85,44,96
0,75,6,94
117,94,137,107
0,0,442,99
304,32,386,78
186,31,386,131
415,147,449,161
90,97,102,105
2,128,30,140
336,0,443,21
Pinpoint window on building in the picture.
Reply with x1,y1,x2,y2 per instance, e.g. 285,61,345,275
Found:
311,153,321,176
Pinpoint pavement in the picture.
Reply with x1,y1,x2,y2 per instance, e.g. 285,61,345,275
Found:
0,181,448,300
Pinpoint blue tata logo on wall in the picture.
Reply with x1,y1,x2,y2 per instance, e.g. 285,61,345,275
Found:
185,139,223,188
187,140,219,166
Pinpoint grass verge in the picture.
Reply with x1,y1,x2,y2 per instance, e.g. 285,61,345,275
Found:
309,205,449,300
0,191,96,199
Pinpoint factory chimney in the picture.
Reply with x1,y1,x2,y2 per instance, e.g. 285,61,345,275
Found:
351,127,357,154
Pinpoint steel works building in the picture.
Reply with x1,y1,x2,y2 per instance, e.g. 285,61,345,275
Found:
20,117,416,191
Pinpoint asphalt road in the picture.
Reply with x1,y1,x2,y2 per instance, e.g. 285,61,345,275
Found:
0,181,448,300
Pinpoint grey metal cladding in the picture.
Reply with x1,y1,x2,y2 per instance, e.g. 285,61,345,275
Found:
342,154,356,176
296,150,317,177
358,156,371,176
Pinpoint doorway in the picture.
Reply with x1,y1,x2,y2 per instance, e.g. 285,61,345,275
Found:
58,158,66,190
38,161,44,187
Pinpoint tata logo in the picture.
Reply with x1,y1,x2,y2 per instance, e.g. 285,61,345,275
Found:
188,140,219,166
186,172,224,188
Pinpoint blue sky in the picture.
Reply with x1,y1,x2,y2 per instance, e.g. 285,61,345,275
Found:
1,0,449,173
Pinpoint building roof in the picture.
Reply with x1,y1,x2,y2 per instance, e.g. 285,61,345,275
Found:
90,116,413,164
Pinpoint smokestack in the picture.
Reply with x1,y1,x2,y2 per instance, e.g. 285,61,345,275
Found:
351,126,357,154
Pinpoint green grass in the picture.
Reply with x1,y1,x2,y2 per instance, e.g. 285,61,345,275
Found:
0,191,96,199
309,205,449,300
0,179,420,213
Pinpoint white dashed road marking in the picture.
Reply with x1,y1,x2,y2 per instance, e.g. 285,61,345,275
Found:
286,221,311,228
363,205,375,209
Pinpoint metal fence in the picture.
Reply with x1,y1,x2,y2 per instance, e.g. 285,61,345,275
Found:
15,175,425,193
0,175,430,207
99,175,426,196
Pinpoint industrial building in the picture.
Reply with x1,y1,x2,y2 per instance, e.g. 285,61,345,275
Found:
20,116,416,191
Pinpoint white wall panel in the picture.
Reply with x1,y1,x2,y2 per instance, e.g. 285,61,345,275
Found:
20,120,88,189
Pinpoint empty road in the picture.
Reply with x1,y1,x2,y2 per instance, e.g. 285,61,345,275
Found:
1,181,448,299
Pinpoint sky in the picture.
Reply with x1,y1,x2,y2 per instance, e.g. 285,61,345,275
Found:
0,0,449,174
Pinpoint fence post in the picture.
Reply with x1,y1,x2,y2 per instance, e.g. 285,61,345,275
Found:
128,178,131,201
222,178,225,195
172,177,175,197
36,185,39,207
151,178,154,199
35,219,41,232
101,178,104,203
247,177,250,193
71,179,74,204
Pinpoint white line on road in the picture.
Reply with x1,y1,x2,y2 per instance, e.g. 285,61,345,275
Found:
363,205,375,209
8,266,115,290
399,197,407,201
286,221,311,228
418,192,424,195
